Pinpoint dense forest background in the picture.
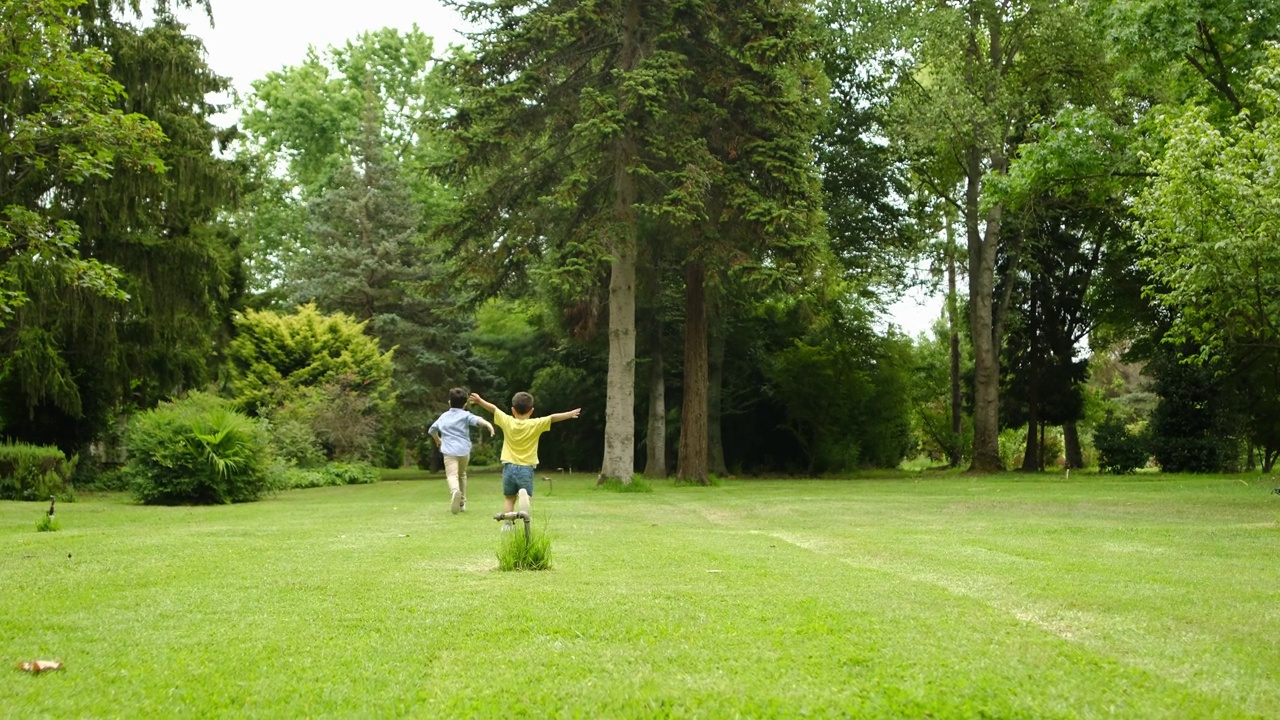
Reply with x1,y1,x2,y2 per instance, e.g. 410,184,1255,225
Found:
4,0,1279,492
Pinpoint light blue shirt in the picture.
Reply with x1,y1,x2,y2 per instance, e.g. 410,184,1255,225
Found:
428,408,484,457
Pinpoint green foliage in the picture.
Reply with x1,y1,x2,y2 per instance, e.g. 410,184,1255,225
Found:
266,380,382,464
226,304,396,422
908,320,973,466
279,462,380,490
378,434,406,469
763,327,914,473
0,441,77,501
1093,413,1149,474
496,527,552,572
1094,0,1280,117
1,3,242,456
124,393,275,505
35,513,58,532
998,427,1027,472
265,402,327,468
1146,347,1245,473
0,0,162,324
241,26,455,203
1134,48,1280,468
323,462,380,486
293,111,471,447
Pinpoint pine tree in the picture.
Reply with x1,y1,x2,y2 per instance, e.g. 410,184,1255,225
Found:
445,0,715,481
296,95,471,450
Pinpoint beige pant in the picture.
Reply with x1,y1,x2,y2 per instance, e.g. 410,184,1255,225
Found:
443,455,469,505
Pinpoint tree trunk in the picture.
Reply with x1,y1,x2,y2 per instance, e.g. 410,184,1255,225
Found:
643,311,666,477
965,5,1007,474
1021,420,1040,472
967,149,1003,472
1021,285,1040,472
677,260,709,484
1063,420,1084,469
599,3,641,483
946,211,962,467
707,285,727,477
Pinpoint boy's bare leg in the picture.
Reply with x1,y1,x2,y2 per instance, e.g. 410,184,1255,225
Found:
501,494,516,531
517,487,530,517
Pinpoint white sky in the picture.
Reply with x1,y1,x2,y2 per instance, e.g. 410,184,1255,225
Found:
178,0,469,97
178,1,941,335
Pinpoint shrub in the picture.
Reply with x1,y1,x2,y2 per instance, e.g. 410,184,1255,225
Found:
124,393,275,504
277,462,380,490
1094,414,1149,475
265,402,326,468
323,462,379,485
0,441,77,501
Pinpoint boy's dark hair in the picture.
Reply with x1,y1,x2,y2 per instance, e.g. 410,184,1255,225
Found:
449,387,468,408
512,391,534,415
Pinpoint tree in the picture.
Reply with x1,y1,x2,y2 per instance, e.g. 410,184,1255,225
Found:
240,27,456,205
296,96,471,455
1094,0,1280,118
667,0,828,484
886,0,1106,471
444,0,733,482
0,0,162,323
911,318,973,467
1,1,241,455
1135,48,1280,470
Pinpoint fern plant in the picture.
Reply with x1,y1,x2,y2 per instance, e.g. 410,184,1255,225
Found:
125,393,275,504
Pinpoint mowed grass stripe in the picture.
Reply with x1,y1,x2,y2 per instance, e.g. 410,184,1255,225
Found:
2,474,1276,718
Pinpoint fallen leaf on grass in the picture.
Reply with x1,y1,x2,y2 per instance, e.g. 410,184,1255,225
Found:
17,660,63,673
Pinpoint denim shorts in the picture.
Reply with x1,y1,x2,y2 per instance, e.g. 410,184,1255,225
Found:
501,463,535,497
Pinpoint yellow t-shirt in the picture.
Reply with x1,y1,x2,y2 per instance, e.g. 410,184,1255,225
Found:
493,410,553,466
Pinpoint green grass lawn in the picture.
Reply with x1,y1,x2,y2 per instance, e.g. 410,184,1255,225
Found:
3,471,1277,718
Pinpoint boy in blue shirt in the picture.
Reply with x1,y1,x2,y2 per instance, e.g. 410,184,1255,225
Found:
428,388,495,514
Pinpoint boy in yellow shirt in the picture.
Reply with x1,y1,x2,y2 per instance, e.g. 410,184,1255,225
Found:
468,391,580,529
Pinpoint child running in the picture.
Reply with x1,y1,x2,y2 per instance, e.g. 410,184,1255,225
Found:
428,388,495,514
468,391,580,529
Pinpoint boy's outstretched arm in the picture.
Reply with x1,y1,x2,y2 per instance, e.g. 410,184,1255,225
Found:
469,393,497,414
549,408,582,423
477,417,496,437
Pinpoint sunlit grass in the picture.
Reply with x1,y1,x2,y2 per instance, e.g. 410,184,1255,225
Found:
2,471,1277,717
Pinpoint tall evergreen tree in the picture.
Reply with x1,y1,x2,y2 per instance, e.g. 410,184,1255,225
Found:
0,0,241,454
297,95,472,455
444,0,726,481
671,0,828,484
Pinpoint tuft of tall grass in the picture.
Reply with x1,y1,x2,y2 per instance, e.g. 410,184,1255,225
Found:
496,527,552,571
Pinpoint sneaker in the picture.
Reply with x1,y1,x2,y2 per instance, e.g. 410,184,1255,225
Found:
459,502,467,512
501,521,514,532
449,490,462,515
517,488,530,517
